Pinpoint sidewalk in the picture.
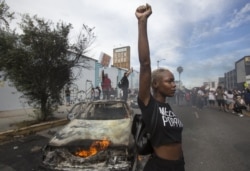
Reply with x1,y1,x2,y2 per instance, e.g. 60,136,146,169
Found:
0,105,72,133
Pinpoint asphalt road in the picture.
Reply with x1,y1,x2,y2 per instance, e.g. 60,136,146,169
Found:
0,105,250,171
177,105,250,171
0,134,49,171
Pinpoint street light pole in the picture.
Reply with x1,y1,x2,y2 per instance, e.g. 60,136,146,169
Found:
177,66,183,105
157,59,166,68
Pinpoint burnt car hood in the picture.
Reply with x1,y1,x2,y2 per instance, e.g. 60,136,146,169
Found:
49,119,132,147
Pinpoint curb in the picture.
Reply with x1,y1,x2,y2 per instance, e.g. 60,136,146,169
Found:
0,119,69,142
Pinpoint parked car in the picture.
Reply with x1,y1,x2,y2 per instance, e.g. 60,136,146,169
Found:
42,100,136,171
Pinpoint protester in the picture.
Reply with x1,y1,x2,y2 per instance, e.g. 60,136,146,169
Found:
95,86,101,100
215,86,226,111
208,90,216,108
243,88,250,110
225,90,234,112
184,91,191,106
135,4,185,171
233,95,247,117
197,87,205,110
91,86,101,101
119,68,133,102
101,70,112,100
191,88,197,108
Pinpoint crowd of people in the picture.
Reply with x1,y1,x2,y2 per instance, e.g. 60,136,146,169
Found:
173,86,249,117
65,71,250,118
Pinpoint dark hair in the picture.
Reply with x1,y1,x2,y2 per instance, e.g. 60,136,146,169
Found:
246,88,250,93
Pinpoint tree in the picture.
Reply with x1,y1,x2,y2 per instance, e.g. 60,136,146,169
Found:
0,0,14,30
0,14,95,121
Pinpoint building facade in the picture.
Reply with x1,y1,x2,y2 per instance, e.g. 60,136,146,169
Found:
218,77,225,88
0,53,139,111
235,56,250,90
224,69,237,90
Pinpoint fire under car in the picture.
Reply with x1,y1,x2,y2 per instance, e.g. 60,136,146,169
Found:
41,100,137,171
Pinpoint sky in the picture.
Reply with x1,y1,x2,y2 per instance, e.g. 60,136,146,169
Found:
6,0,250,88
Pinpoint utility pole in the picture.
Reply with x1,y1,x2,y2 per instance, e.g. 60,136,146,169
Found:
177,66,183,105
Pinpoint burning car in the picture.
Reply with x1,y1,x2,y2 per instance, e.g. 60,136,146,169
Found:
42,100,136,171
66,101,87,120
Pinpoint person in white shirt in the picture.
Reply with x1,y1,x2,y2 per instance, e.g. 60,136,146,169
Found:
224,90,234,112
208,90,216,108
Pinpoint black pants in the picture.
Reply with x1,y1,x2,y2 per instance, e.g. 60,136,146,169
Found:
233,105,247,114
102,90,110,100
122,88,128,101
143,154,185,171
197,97,204,109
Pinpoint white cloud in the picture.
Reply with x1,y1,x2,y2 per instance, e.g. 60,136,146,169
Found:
6,0,250,88
227,3,250,28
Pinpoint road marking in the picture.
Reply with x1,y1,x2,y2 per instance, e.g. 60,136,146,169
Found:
194,111,199,119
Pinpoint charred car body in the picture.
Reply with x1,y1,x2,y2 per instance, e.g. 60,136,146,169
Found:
66,101,87,120
42,100,136,171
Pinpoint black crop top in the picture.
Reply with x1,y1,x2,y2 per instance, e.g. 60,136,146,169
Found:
138,95,183,147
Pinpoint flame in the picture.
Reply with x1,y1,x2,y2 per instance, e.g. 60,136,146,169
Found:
75,139,110,158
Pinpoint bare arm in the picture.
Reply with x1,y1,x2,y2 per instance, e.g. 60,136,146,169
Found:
125,67,133,77
135,4,152,106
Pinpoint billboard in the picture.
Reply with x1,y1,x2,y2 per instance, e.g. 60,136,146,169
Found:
99,52,111,68
113,46,130,69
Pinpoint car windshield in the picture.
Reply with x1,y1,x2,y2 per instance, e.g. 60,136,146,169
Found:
78,102,129,120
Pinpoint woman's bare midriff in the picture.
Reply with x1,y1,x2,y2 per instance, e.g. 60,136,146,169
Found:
154,143,183,160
